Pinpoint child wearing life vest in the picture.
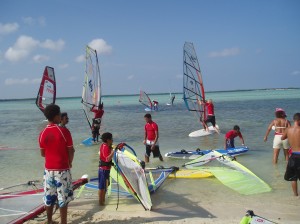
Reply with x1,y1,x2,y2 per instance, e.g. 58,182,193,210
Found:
98,132,114,206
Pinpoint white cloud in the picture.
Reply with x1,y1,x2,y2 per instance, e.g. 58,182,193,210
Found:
208,47,240,58
127,75,134,80
291,71,300,76
75,55,85,63
4,78,41,85
88,39,112,55
76,38,112,63
59,63,69,69
22,16,46,26
5,35,39,62
0,22,19,35
40,39,65,51
4,35,65,62
33,54,50,63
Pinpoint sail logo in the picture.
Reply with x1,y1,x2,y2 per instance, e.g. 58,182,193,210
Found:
89,79,93,92
45,81,54,94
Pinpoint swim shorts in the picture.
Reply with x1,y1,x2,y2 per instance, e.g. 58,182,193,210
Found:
43,169,73,208
284,153,300,181
145,144,161,158
225,138,235,149
205,115,216,127
273,135,290,149
98,168,110,191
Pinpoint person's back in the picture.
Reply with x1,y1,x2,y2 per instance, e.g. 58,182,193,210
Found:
282,113,300,196
283,114,300,152
274,117,289,135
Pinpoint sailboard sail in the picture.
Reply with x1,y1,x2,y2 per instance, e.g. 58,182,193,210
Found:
184,151,272,195
35,66,56,113
113,143,152,210
183,42,206,123
139,90,152,109
81,45,102,130
0,176,88,224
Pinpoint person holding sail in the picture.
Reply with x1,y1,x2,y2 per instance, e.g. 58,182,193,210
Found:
91,102,104,142
198,99,219,133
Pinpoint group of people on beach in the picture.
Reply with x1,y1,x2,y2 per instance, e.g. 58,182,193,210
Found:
38,100,300,224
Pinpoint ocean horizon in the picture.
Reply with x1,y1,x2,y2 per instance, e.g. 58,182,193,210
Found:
0,87,299,101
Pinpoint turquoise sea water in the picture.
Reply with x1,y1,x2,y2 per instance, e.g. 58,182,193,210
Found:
0,88,300,220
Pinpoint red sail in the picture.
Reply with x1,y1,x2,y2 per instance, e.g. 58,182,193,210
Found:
35,66,56,113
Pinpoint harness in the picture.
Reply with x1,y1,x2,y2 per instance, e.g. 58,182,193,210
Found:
99,160,114,167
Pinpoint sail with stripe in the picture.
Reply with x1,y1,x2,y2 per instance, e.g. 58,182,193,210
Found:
139,90,152,109
0,176,88,224
81,46,102,130
183,42,206,123
35,66,56,113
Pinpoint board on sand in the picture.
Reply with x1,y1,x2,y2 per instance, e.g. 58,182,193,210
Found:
189,125,219,137
165,146,249,160
168,169,213,179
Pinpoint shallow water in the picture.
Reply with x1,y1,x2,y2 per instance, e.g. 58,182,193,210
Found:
0,89,300,219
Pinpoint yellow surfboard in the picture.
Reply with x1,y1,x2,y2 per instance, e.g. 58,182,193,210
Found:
168,169,213,179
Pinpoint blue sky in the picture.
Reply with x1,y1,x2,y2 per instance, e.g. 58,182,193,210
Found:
0,0,299,99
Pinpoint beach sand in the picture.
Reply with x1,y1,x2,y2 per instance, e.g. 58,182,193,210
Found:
25,181,299,224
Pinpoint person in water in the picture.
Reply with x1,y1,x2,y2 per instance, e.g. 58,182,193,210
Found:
91,102,104,142
143,113,163,162
59,112,69,128
171,95,175,105
224,125,245,149
198,99,219,133
39,104,75,224
282,113,300,196
98,132,114,206
153,100,159,111
264,108,291,164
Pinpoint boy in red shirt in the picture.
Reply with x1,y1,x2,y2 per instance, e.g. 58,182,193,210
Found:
199,99,219,133
98,132,114,206
143,113,163,162
91,102,104,142
224,125,245,149
39,104,75,224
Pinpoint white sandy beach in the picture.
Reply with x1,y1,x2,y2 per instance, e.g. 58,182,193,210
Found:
26,179,300,224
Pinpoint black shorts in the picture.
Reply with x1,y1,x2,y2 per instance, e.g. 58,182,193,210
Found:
284,153,300,181
205,115,216,126
145,145,161,158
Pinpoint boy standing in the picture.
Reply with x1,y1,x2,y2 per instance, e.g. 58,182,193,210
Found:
39,104,75,224
224,125,245,149
98,132,114,205
282,113,300,196
143,113,163,162
91,102,104,142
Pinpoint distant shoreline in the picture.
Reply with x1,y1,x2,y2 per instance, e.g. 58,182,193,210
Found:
0,87,299,101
